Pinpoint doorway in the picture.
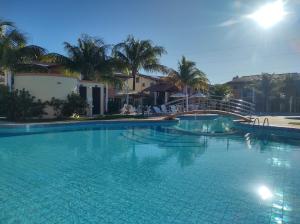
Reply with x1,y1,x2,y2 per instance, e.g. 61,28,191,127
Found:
92,87,101,115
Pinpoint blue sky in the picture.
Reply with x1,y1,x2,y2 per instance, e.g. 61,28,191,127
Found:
1,0,300,83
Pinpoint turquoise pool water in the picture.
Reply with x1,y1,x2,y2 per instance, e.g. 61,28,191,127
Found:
0,117,300,224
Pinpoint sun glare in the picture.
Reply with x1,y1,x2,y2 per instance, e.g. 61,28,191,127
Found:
248,0,287,29
258,186,273,200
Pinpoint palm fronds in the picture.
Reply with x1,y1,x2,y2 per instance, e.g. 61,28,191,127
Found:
112,35,167,90
0,19,47,73
166,56,209,91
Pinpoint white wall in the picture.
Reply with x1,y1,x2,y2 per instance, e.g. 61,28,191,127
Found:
14,74,78,101
14,74,106,117
14,74,78,118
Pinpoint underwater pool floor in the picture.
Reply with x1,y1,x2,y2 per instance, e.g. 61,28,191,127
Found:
0,118,300,224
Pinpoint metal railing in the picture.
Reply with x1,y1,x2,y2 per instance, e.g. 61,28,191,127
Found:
164,95,255,116
262,118,270,127
252,118,260,126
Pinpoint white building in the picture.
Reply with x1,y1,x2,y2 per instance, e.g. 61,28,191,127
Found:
13,72,107,118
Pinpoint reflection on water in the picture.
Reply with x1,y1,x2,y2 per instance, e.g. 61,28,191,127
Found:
176,115,234,134
258,185,273,200
0,117,300,223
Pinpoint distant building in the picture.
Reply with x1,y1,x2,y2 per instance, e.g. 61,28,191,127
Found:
107,73,160,111
127,73,159,93
227,73,300,113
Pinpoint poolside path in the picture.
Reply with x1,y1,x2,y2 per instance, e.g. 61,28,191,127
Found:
256,115,300,129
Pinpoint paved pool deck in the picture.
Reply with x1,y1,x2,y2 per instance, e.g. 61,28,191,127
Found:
254,115,300,129
1,115,300,130
0,116,169,127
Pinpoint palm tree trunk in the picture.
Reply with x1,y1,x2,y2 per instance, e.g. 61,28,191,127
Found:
185,85,189,112
132,70,137,91
289,96,293,113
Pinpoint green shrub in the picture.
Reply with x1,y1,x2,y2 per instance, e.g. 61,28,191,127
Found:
61,93,88,117
48,93,88,118
47,97,65,118
0,88,46,121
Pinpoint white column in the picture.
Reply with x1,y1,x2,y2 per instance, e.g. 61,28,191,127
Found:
100,86,105,115
4,70,12,91
105,84,108,112
125,79,129,105
87,86,93,117
154,92,157,105
164,92,168,104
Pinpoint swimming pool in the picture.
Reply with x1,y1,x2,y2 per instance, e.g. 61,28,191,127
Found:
0,116,299,223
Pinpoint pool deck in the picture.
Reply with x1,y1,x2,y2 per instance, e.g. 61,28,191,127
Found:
1,115,300,131
253,116,300,129
0,116,169,127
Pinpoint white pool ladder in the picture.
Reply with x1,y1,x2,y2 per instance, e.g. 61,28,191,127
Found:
252,117,260,127
252,117,270,128
262,118,270,127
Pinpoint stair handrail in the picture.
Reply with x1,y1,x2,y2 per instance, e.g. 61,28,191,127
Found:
262,117,269,127
252,117,260,126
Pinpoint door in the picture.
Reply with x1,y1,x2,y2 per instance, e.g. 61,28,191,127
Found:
92,87,101,115
79,86,87,100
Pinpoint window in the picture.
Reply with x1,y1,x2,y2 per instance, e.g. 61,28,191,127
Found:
142,83,145,87
136,77,140,83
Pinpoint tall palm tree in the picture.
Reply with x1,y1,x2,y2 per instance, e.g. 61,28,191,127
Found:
167,56,208,111
46,34,119,85
281,75,299,112
113,35,167,91
0,19,46,90
255,74,275,112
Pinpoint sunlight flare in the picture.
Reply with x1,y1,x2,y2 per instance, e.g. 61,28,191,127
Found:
248,0,287,29
258,186,273,200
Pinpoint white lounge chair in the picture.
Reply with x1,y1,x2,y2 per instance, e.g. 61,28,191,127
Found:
153,106,163,114
120,104,136,115
170,105,178,114
120,104,128,114
144,106,152,116
128,105,137,115
160,105,169,114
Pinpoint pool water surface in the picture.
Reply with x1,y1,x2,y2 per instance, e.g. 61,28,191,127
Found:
0,117,299,223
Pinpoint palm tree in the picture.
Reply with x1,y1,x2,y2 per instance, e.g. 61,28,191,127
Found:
113,35,167,91
46,34,120,85
255,74,275,112
210,84,232,99
167,56,208,111
0,19,46,90
281,75,299,112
